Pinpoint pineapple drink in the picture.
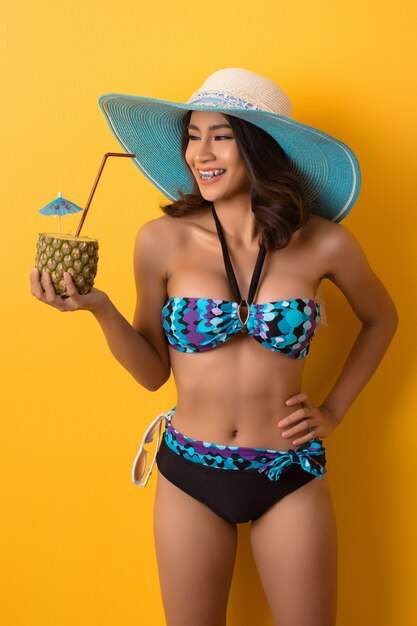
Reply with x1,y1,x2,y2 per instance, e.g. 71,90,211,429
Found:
36,233,99,297
36,153,134,298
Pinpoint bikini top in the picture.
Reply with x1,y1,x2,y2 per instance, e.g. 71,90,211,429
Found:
161,206,320,359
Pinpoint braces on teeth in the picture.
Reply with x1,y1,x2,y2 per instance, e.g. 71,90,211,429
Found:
199,169,226,180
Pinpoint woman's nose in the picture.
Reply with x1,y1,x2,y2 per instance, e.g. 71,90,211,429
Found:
194,138,215,162
195,153,212,164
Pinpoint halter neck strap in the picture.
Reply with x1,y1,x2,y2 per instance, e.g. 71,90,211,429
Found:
212,206,266,305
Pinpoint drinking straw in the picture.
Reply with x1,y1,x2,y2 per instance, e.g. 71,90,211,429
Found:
74,152,136,238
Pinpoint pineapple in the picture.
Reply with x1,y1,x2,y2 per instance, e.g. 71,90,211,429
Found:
36,233,99,297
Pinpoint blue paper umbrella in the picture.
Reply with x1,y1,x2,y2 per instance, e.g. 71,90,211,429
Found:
38,192,84,234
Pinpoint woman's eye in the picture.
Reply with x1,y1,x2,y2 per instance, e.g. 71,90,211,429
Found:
186,135,233,141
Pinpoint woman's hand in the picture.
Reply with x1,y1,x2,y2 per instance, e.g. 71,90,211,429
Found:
278,392,339,445
30,267,110,315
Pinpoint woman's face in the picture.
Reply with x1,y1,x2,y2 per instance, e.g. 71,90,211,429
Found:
184,110,250,201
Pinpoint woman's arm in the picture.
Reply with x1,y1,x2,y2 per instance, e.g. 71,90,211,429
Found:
318,224,398,424
89,219,172,390
30,219,171,392
89,297,170,392
280,222,398,444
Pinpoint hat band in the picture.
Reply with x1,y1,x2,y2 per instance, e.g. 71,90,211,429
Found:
187,90,261,111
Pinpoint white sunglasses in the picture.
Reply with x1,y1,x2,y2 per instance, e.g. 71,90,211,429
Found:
131,412,168,487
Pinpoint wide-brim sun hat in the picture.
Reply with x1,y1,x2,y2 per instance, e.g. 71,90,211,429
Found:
98,68,361,222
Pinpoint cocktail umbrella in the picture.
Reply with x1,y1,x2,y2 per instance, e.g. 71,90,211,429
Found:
38,192,83,235
38,153,136,240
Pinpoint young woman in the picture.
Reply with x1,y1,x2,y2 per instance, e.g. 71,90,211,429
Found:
30,68,398,626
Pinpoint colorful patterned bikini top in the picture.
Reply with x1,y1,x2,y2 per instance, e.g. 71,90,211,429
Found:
162,207,320,359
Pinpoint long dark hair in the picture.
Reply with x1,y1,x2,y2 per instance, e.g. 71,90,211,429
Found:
160,111,312,251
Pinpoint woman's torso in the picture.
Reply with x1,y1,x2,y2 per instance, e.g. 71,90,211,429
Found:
160,209,330,451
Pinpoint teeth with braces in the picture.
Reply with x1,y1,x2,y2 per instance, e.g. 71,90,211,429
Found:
198,169,226,180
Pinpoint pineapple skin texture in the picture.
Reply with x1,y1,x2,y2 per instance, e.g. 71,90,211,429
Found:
36,234,99,297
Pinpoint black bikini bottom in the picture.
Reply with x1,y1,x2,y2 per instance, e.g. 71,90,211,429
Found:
156,437,319,524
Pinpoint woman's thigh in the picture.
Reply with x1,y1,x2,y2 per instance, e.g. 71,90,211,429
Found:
250,475,337,626
153,469,238,626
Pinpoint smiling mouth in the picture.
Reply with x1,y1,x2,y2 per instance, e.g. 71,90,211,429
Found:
198,169,227,180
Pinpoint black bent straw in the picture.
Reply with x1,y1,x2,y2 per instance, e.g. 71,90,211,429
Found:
74,152,136,238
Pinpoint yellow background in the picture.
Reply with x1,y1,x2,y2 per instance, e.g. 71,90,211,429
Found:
1,1,415,624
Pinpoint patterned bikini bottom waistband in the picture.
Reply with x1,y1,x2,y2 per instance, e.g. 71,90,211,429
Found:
163,419,327,481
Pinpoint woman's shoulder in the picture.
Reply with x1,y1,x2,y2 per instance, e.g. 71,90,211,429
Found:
303,213,357,251
134,213,204,269
136,213,198,245
302,213,366,277
137,213,180,235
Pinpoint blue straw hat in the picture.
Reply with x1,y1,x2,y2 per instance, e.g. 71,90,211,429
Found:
98,68,361,222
